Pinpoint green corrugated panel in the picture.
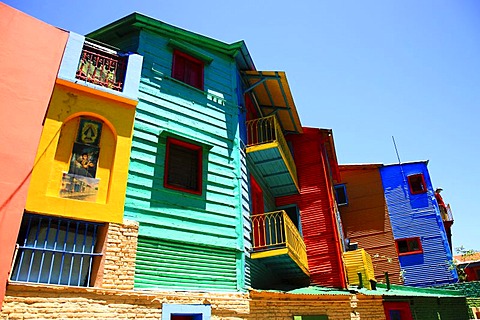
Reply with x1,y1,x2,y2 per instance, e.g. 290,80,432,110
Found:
135,236,238,291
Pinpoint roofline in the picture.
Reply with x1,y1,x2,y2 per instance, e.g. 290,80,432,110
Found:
339,163,384,169
86,12,255,69
383,160,429,167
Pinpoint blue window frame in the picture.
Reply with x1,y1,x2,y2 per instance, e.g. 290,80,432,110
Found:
11,213,104,287
334,184,348,206
162,304,211,320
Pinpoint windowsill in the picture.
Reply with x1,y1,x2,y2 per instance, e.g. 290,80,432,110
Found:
398,250,423,256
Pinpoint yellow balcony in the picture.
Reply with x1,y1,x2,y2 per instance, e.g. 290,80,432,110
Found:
251,210,309,280
246,116,299,196
343,248,376,289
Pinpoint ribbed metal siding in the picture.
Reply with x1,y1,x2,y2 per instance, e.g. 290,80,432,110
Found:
380,162,458,287
339,165,403,284
135,236,238,291
276,128,345,288
119,30,245,291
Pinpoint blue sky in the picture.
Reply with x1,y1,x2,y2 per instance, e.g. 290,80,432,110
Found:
5,1,480,252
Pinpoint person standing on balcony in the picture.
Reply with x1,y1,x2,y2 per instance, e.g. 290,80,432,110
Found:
435,188,448,219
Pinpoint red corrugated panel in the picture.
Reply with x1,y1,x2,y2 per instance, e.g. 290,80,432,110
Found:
276,128,346,288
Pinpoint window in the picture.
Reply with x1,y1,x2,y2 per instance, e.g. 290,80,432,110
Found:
172,50,204,90
11,213,104,287
395,237,423,255
162,304,211,320
407,173,427,194
164,137,203,194
334,184,348,206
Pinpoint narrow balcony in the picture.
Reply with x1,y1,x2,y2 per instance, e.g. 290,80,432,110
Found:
441,204,454,224
343,248,376,290
246,116,299,196
251,210,309,281
75,41,127,91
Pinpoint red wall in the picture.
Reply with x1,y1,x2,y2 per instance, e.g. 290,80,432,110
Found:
276,128,346,288
0,4,68,309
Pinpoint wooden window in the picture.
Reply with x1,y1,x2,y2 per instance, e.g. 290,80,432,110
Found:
11,213,104,287
396,237,423,255
164,137,203,194
334,184,348,206
172,50,204,90
407,173,427,194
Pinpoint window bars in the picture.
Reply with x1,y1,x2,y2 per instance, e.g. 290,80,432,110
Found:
11,213,104,287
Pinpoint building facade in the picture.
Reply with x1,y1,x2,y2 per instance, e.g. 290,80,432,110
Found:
379,161,458,287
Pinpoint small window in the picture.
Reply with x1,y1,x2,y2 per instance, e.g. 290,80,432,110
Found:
334,184,348,206
162,304,211,320
172,50,204,90
396,237,423,255
164,138,203,194
11,213,104,287
407,173,427,194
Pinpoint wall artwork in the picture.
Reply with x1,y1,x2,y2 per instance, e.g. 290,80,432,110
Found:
60,118,102,202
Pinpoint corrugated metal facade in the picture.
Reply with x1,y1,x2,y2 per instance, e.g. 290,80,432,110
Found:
276,128,346,288
95,23,247,291
339,165,403,284
343,249,376,289
135,237,238,291
380,162,458,287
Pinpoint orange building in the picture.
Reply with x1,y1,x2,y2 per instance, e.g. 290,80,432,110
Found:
0,4,69,307
338,164,403,285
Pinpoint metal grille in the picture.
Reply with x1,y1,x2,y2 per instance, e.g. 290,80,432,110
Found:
11,213,103,287
75,41,126,91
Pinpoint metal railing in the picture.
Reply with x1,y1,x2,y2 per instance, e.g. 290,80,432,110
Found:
441,203,454,222
11,213,103,287
251,210,308,270
246,115,297,183
76,42,126,91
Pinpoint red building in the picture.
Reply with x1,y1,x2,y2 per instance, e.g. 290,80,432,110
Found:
277,127,347,288
0,4,68,308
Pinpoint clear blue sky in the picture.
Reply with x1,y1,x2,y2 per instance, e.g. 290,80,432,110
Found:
5,1,480,252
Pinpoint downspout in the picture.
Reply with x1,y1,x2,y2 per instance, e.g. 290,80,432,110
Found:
319,133,348,288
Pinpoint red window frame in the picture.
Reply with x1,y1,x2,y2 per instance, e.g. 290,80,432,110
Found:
164,137,203,195
395,237,423,256
407,173,427,194
172,50,204,90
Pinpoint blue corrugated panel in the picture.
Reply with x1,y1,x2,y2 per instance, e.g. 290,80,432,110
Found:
380,162,458,287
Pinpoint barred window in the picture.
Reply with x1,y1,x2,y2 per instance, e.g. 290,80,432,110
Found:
11,213,104,287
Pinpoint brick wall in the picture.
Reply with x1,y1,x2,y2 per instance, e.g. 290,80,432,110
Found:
1,219,386,319
99,220,139,290
248,291,385,320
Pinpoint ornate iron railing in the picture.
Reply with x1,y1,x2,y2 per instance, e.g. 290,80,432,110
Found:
76,42,126,91
251,210,308,270
246,115,297,183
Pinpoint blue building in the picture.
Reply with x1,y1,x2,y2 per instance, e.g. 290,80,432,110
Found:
379,161,458,287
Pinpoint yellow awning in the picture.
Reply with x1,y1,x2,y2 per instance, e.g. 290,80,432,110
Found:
242,71,302,134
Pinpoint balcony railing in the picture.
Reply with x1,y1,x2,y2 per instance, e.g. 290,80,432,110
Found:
440,204,454,222
251,210,308,270
75,42,126,91
246,115,298,187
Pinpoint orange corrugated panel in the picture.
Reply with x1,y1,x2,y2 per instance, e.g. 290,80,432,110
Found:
277,128,346,288
339,165,403,284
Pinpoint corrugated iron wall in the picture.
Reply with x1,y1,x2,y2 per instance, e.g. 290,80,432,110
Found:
380,162,458,287
276,128,346,288
119,30,245,291
339,165,403,284
135,237,238,291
